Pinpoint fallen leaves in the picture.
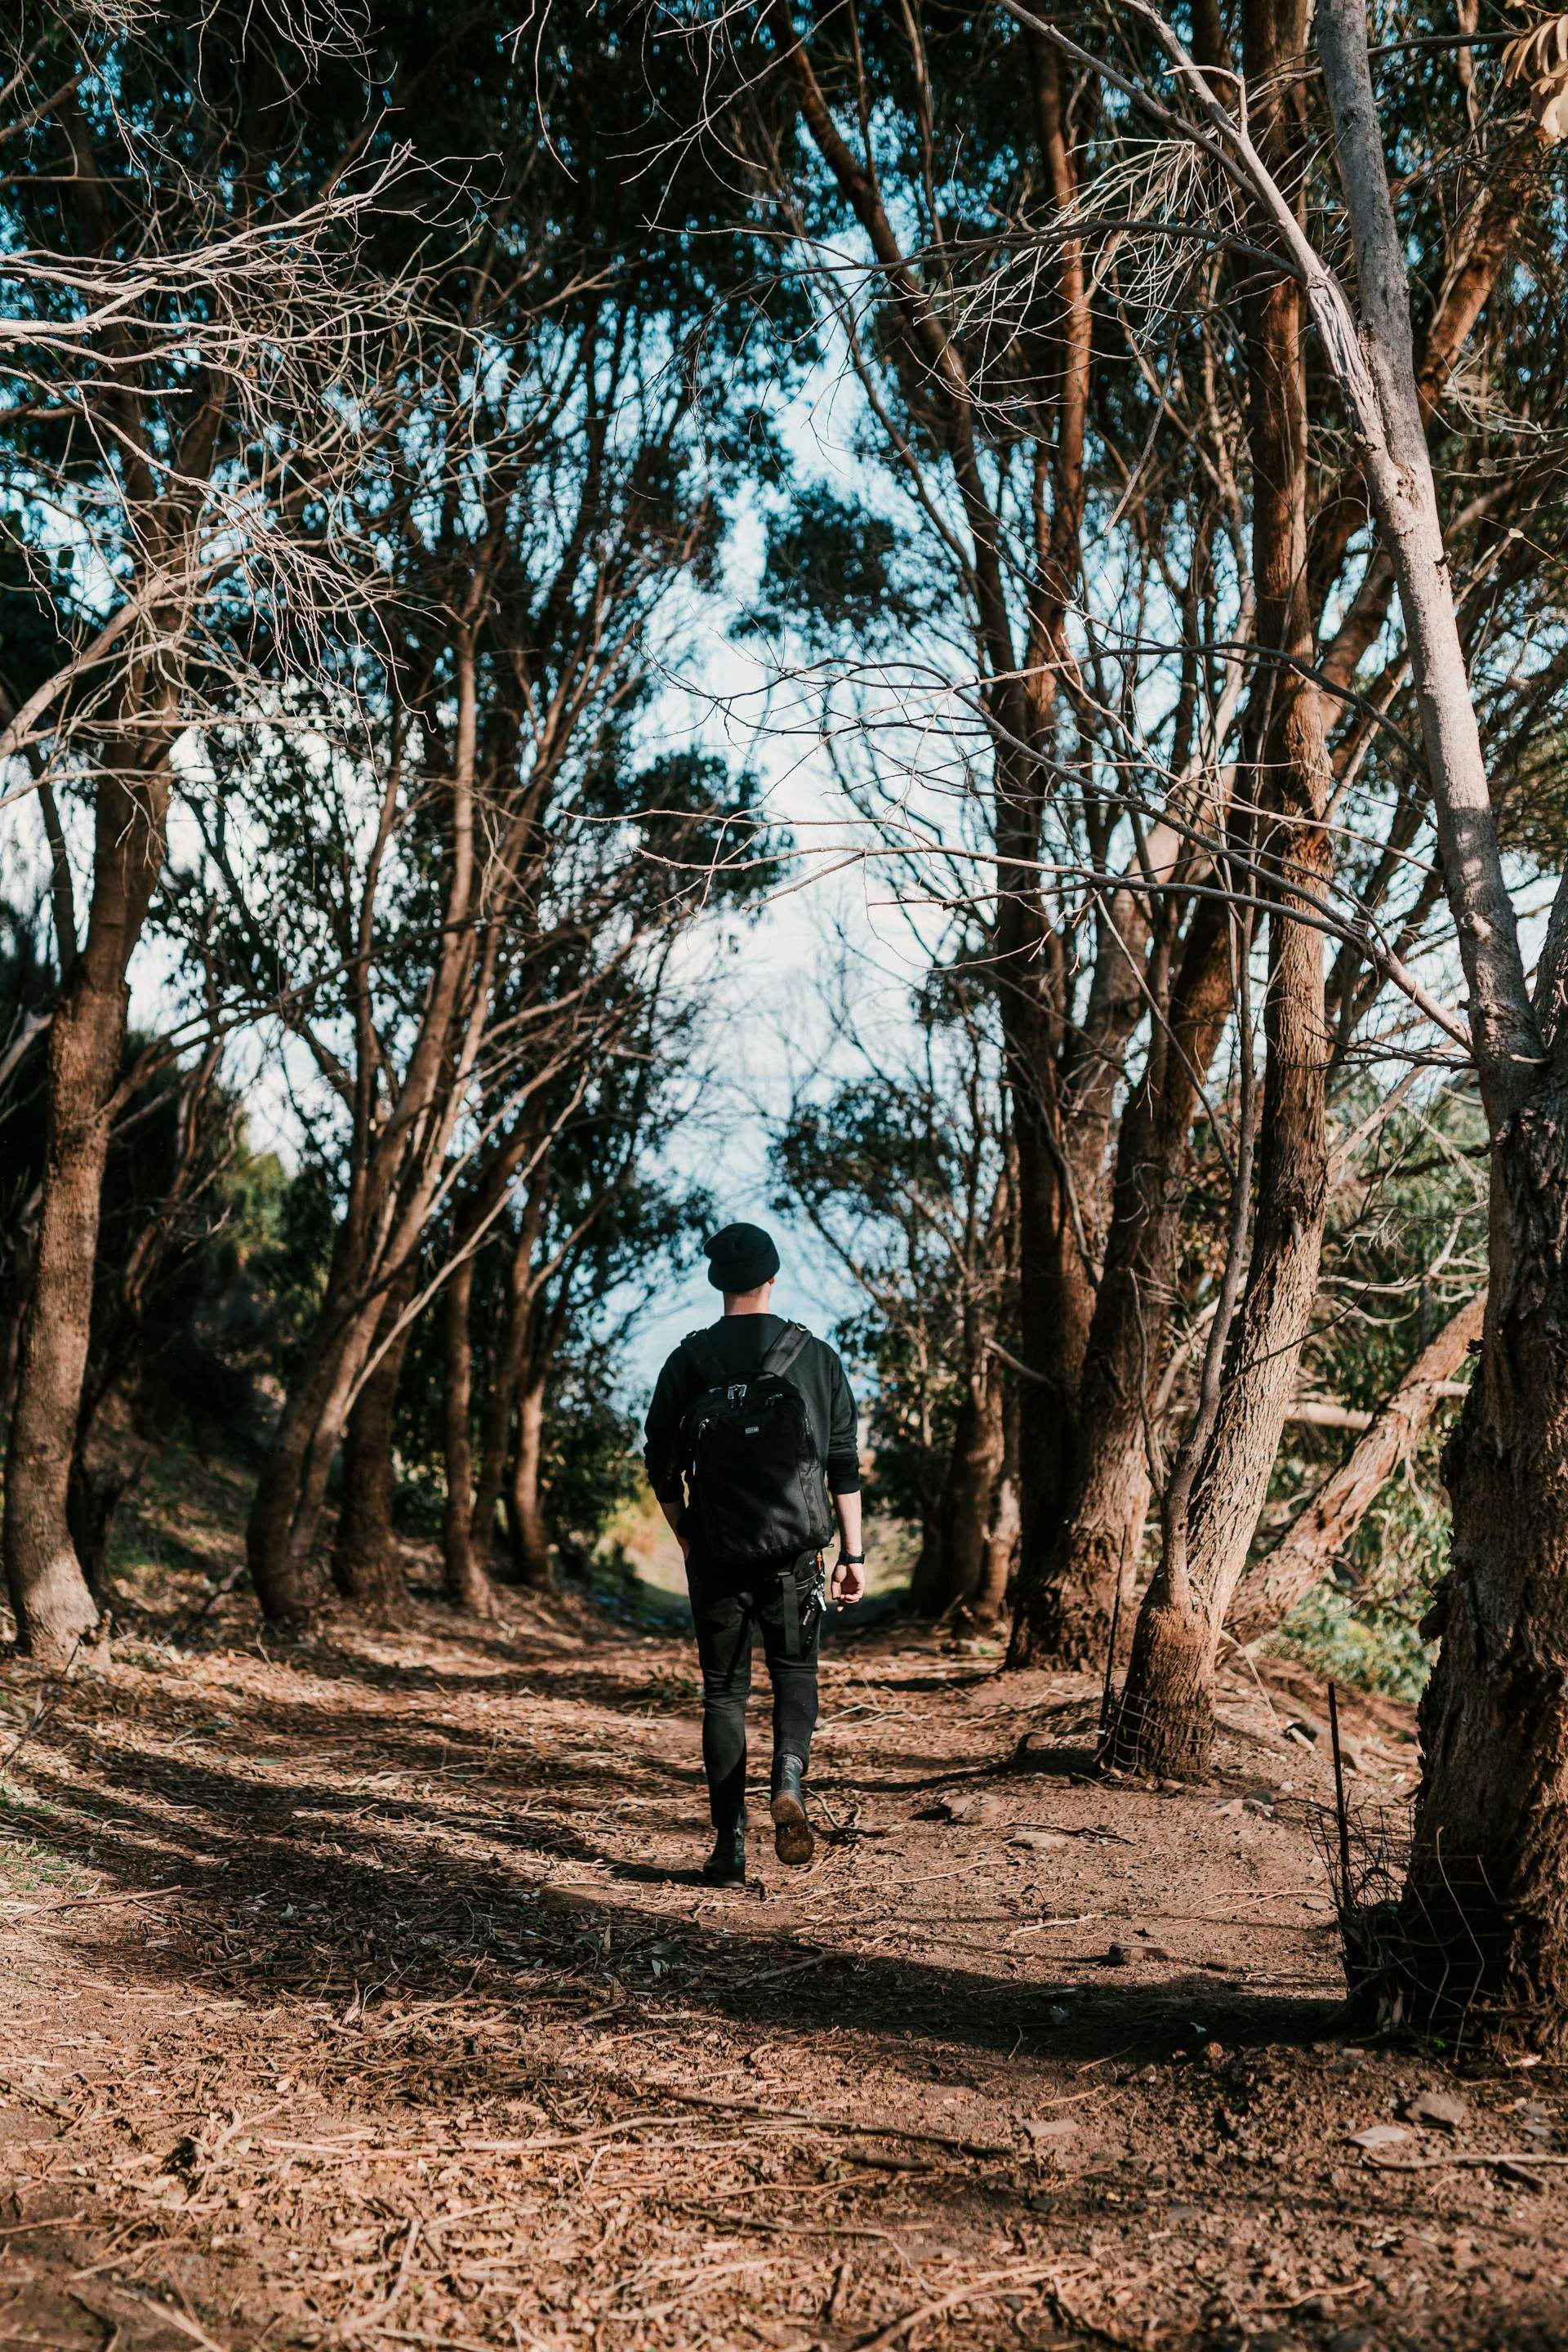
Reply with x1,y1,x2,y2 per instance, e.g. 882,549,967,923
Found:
1402,2087,1468,2132
0,1600,1562,2352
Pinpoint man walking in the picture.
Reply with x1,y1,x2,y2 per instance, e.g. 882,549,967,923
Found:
644,1222,865,1884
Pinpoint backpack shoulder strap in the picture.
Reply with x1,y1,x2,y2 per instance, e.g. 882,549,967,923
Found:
679,1331,727,1389
760,1321,811,1379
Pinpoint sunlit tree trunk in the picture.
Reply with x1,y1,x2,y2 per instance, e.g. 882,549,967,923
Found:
1310,0,1568,2029
3,720,172,1663
1110,0,1333,1777
1009,898,1233,1667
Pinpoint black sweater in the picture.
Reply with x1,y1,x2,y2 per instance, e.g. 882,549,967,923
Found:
643,1313,861,1504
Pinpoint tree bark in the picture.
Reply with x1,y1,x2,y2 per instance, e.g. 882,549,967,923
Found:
441,1251,497,1616
1004,29,1101,1592
973,1377,1021,1623
942,1371,1005,1615
906,1509,951,1617
506,1365,554,1592
3,727,172,1663
1310,0,1568,2034
247,1217,395,1622
910,1373,1006,1618
65,1447,133,1603
1112,1588,1216,1780
1227,1290,1485,1646
331,1285,415,1616
1410,1117,1568,2029
1109,0,1333,1777
470,1184,546,1576
1009,897,1234,1665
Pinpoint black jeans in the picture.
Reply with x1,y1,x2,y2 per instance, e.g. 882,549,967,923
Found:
686,1550,821,1829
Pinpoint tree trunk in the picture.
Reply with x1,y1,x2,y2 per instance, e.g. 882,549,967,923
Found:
1012,1111,1095,1578
1009,897,1234,1666
246,1295,363,1620
972,1379,1021,1624
906,1510,950,1616
2,733,171,1663
65,1447,132,1603
1227,1290,1485,1646
907,1377,1004,1618
1310,0,1566,2030
940,1373,1006,1617
1112,844,1330,1775
441,1253,497,1615
1113,1590,1216,1780
470,1403,509,1576
471,1202,545,1575
506,1366,553,1592
1110,0,1333,1775
1405,1123,1568,2030
331,1286,415,1616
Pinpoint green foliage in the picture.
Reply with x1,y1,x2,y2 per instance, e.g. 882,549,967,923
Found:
541,1360,644,1553
741,483,928,652
1272,1423,1455,1701
1254,1079,1486,1694
245,1156,339,1381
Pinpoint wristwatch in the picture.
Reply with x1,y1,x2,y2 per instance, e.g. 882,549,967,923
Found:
838,1552,865,1565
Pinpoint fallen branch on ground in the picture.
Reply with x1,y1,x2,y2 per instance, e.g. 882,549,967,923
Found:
646,2082,1016,2158
855,2263,1068,2352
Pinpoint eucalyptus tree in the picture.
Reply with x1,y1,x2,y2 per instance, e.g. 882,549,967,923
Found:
177,10,779,1624
431,767,764,1610
981,0,1568,1802
0,0,421,1662
970,0,1568,2020
1312,0,1568,2033
670,0,1568,1721
660,0,1240,1642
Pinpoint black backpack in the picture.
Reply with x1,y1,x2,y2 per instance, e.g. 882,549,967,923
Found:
677,1323,835,1568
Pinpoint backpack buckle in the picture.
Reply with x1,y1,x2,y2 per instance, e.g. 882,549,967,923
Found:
727,1381,746,1406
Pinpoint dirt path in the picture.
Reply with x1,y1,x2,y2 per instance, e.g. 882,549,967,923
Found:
2,1570,1565,2351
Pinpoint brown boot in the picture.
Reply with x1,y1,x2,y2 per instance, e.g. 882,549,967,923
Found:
770,1753,814,1866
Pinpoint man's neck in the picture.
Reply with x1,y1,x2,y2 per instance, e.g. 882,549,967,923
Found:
722,1291,773,1318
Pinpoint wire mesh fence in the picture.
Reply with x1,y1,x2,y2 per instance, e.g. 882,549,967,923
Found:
1089,1663,1544,2050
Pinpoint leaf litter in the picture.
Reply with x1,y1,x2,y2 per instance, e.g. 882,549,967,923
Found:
0,1573,1565,2348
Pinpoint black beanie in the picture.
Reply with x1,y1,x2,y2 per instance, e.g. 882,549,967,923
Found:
704,1221,780,1293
